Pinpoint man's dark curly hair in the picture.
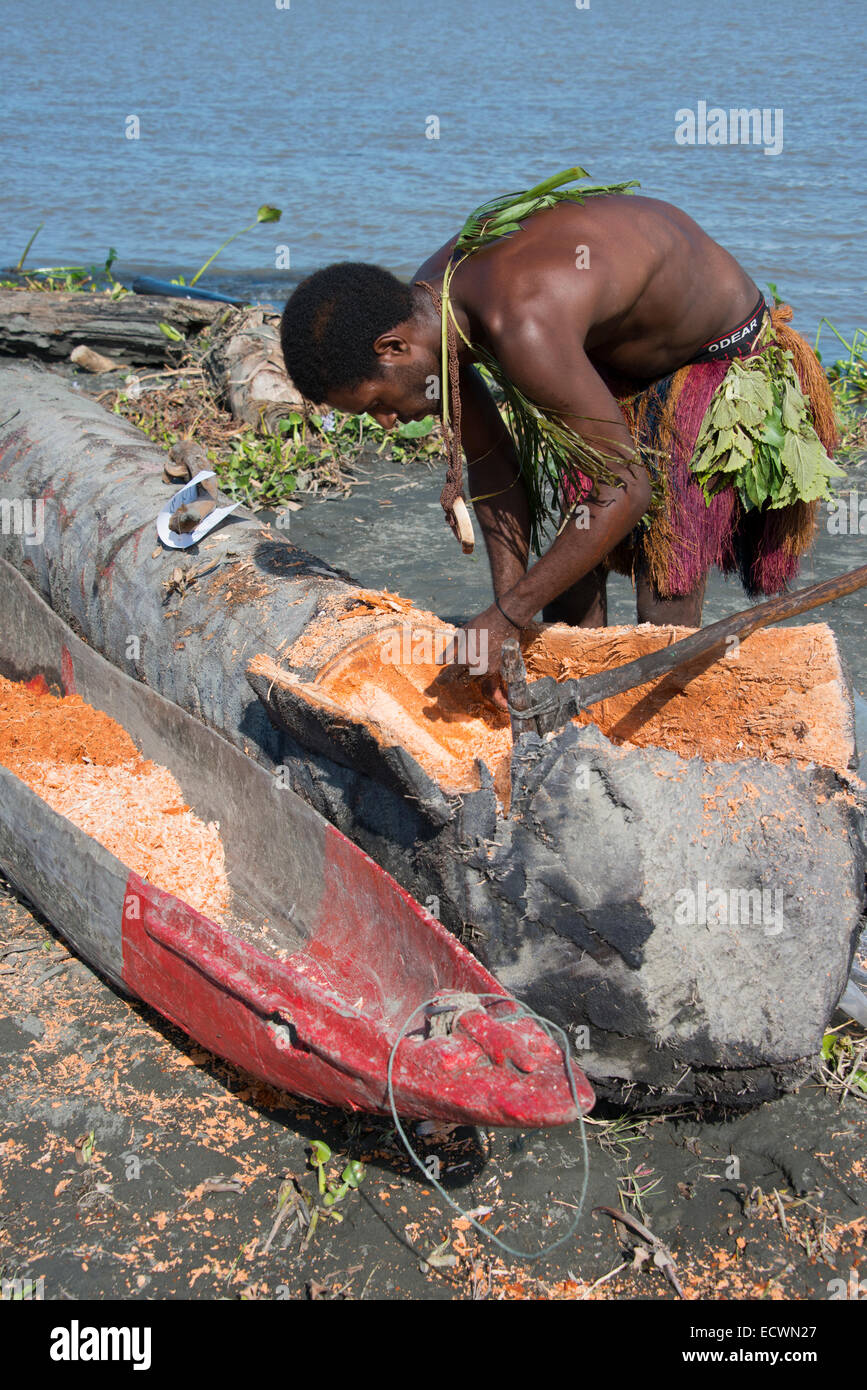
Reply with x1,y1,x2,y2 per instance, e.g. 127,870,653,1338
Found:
280,262,415,402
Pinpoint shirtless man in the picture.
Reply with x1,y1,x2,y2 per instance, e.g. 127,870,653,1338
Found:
279,194,764,691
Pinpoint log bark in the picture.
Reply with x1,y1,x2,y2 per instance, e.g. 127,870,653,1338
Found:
201,304,306,433
0,290,224,365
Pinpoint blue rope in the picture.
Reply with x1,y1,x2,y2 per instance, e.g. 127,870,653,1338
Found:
386,991,590,1262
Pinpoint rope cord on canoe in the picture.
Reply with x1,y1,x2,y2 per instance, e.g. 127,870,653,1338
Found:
386,991,590,1262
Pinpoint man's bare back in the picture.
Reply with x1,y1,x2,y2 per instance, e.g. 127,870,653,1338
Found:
413,195,759,385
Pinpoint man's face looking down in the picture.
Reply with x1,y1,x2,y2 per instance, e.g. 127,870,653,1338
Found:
325,325,440,430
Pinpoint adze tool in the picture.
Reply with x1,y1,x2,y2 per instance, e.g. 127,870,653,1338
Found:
503,562,867,739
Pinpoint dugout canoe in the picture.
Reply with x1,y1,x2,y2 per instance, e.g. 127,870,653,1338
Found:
0,359,864,1108
0,560,592,1125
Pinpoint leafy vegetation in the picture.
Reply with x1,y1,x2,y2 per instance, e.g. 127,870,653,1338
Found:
815,320,867,404
690,341,845,510
307,1140,365,1217
260,1141,366,1255
819,1027,867,1100
814,319,867,462
110,372,441,511
14,220,45,270
0,246,125,296
3,203,282,298
217,409,439,508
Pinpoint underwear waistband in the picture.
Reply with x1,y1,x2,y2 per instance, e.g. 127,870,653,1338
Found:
687,293,769,364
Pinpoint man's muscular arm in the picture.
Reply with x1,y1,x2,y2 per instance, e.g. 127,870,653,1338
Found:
445,311,650,702
476,314,650,631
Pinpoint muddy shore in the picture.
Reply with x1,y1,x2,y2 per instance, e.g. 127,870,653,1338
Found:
0,373,864,1303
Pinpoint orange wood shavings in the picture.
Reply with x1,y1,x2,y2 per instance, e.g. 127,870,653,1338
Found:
0,675,230,921
525,621,853,770
338,588,416,620
272,615,854,814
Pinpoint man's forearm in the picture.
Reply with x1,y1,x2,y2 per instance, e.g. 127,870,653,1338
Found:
496,467,651,626
467,442,531,595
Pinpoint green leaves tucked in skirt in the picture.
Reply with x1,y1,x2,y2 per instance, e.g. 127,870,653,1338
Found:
690,338,844,511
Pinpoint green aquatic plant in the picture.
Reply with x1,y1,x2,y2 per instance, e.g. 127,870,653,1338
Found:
220,429,300,508
2,246,125,296
360,411,441,464
814,319,867,394
814,318,867,427
306,1141,365,1223
167,205,282,290
813,318,867,463
111,364,441,513
14,221,44,271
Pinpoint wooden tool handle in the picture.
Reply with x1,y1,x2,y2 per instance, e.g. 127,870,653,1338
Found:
540,562,867,727
502,638,539,738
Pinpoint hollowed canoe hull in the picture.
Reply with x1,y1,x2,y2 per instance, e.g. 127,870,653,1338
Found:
0,560,592,1125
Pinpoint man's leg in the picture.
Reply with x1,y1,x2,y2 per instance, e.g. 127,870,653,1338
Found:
542,563,608,627
636,567,707,626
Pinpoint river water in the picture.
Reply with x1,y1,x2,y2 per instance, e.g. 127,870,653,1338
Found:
2,0,864,347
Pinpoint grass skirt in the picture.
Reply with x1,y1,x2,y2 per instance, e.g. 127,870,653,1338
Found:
571,306,840,599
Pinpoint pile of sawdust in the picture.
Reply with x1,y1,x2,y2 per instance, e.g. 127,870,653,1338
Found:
0,675,230,920
525,622,853,770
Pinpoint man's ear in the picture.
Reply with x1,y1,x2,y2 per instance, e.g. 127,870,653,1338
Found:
373,330,411,362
